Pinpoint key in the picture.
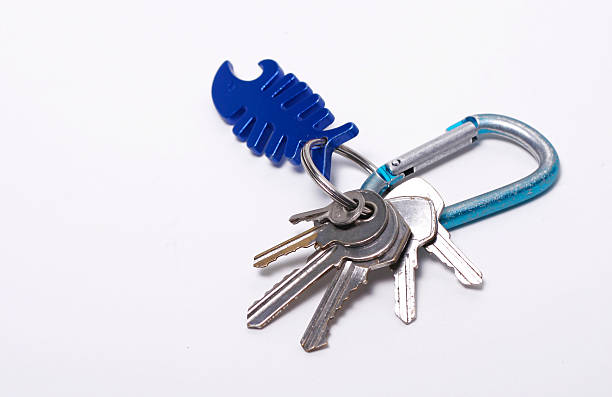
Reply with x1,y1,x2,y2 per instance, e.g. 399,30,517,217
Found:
248,198,399,328
300,262,367,351
253,189,387,268
387,196,437,324
248,248,337,329
288,190,366,226
300,202,411,351
254,190,384,268
300,202,410,351
247,194,403,329
387,178,483,285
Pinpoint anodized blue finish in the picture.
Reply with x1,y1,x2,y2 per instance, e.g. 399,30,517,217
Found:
439,156,559,228
361,170,389,194
439,115,560,229
212,59,358,179
375,165,402,194
361,114,560,230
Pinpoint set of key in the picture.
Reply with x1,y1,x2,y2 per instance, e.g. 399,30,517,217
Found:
247,178,484,351
387,178,483,324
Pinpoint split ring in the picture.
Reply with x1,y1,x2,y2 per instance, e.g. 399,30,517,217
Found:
301,138,377,211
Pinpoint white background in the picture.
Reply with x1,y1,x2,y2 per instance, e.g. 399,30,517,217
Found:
1,1,611,396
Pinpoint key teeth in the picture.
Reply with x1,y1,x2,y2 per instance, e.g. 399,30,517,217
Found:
247,303,287,329
247,268,300,329
300,277,367,352
252,243,295,268
252,227,318,268
247,290,298,329
247,268,300,312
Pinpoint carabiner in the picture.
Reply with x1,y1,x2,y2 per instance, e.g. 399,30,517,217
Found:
361,114,560,229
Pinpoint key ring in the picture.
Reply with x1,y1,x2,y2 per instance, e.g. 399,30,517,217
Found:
301,138,377,211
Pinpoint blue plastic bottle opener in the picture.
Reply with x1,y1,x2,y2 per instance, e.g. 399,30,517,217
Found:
212,59,358,179
361,114,560,229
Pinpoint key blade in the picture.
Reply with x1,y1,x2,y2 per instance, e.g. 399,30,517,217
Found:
253,226,319,268
247,247,336,329
299,202,406,350
288,207,329,225
300,262,368,352
426,225,483,285
394,244,418,324
387,197,436,324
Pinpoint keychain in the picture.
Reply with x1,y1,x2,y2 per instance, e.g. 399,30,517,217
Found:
212,60,560,352
212,59,358,179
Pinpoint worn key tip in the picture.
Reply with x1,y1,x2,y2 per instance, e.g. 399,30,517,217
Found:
246,321,264,329
253,257,272,268
395,307,417,324
455,269,483,286
300,338,328,352
455,271,483,289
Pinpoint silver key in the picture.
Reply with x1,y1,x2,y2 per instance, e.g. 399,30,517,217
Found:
300,262,367,352
300,203,411,352
387,196,437,324
253,190,387,268
387,178,483,285
247,249,337,329
247,194,399,329
288,190,366,226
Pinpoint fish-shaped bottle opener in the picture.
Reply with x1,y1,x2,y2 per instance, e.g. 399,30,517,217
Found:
211,59,358,179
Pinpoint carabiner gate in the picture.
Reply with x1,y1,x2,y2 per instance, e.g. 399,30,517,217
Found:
361,114,560,229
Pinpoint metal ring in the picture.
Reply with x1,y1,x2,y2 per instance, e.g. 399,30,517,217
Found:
335,145,377,175
301,138,376,211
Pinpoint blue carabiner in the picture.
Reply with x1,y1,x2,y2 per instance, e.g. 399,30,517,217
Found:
361,114,560,229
